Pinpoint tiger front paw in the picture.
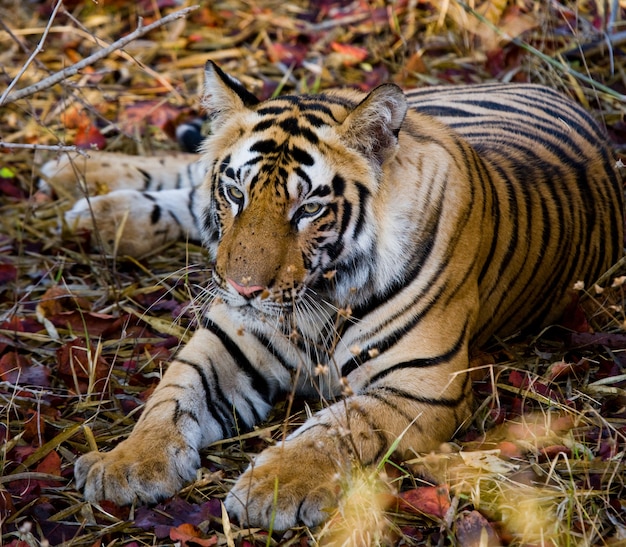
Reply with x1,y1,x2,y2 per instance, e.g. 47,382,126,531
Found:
224,441,341,530
75,436,200,506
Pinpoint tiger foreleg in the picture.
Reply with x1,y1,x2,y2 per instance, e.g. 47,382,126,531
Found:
75,317,284,505
65,188,200,256
225,373,473,529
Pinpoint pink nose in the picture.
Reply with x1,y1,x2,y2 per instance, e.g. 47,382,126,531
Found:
228,278,264,297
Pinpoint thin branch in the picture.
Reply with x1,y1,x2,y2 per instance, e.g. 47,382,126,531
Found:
0,0,63,106
0,141,88,155
0,5,198,107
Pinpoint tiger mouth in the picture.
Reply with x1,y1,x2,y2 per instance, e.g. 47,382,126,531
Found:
211,274,303,315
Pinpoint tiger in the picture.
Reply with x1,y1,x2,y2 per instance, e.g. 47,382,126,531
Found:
43,61,623,530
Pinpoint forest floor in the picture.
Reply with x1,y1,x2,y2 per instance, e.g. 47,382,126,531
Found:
1,1,626,545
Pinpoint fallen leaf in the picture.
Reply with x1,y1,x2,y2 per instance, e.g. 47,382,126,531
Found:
455,510,501,546
56,338,110,394
35,450,62,480
135,497,222,538
23,409,46,444
267,42,308,66
0,488,14,521
546,359,589,381
37,286,91,318
119,101,188,139
170,523,217,546
539,445,571,461
399,485,451,519
330,42,368,66
0,167,26,200
0,352,50,388
74,123,106,150
0,262,17,284
459,450,519,474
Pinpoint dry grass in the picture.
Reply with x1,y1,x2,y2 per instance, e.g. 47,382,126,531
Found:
1,1,626,545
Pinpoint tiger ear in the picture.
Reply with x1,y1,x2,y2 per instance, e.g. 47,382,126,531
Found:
202,61,260,126
339,84,407,165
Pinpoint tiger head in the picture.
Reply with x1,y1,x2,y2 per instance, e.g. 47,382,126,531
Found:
196,62,408,316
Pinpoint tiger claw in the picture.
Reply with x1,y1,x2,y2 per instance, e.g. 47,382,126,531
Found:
74,437,200,506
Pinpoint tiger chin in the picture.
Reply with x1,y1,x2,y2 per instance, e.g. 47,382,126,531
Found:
69,62,623,530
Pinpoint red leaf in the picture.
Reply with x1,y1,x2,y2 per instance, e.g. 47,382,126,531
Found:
330,42,369,66
119,101,188,139
508,369,528,388
35,450,62,476
49,311,123,338
0,488,14,520
267,43,307,66
399,485,451,519
0,262,17,284
0,352,49,388
38,286,91,317
546,359,589,381
496,440,523,459
74,123,106,150
56,338,110,394
539,445,571,461
0,167,26,199
23,409,46,444
559,290,590,333
170,523,217,546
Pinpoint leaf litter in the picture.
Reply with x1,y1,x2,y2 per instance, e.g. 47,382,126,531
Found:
1,0,626,545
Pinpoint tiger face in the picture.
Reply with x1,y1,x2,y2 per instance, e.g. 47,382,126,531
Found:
196,65,408,316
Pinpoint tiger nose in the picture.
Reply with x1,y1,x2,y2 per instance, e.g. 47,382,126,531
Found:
228,278,265,298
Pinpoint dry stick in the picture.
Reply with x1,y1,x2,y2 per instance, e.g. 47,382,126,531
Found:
0,0,64,106
0,142,88,155
0,5,199,107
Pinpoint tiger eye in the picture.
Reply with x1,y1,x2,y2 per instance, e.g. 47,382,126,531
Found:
227,186,244,201
303,202,322,215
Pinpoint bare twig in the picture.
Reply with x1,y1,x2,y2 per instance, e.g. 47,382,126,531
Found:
0,0,63,106
0,141,88,155
0,5,198,107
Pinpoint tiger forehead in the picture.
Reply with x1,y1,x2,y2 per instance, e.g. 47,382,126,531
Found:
213,95,353,195
250,94,350,130
216,137,320,200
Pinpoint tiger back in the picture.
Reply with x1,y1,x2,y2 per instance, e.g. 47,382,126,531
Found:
70,62,623,530
403,83,623,345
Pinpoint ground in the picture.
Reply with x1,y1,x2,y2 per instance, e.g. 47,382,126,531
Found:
1,1,626,545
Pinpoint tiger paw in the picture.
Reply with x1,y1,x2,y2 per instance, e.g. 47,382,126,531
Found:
64,190,181,256
224,441,342,530
75,437,200,506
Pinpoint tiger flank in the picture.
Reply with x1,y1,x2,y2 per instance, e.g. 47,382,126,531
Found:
46,62,623,529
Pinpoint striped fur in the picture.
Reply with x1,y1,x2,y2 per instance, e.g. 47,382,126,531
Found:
73,62,623,529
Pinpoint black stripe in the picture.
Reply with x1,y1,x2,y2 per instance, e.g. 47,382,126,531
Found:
173,401,200,426
353,182,370,238
137,168,152,190
150,204,161,224
176,357,227,438
202,318,272,402
366,380,469,408
365,321,468,387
